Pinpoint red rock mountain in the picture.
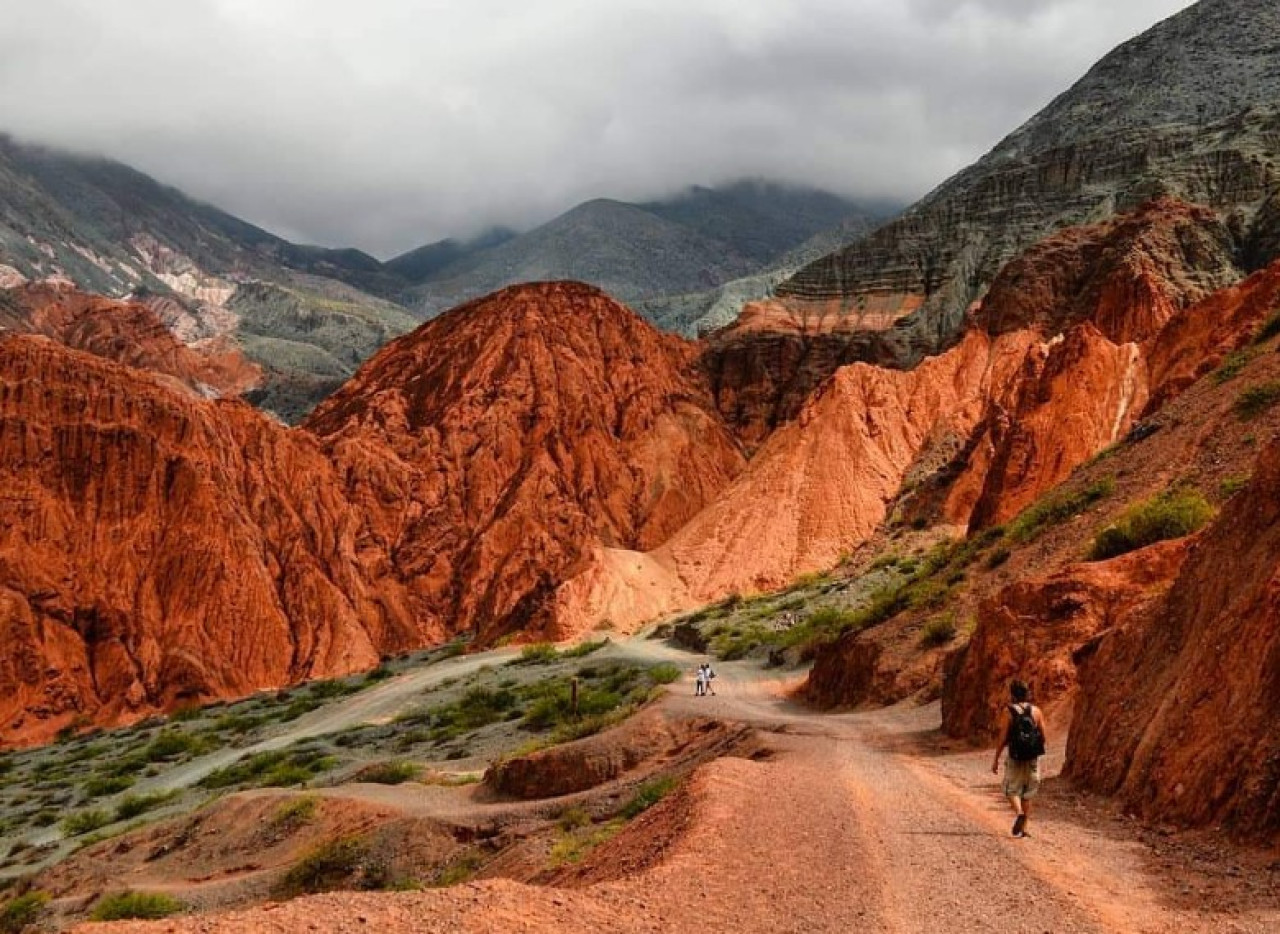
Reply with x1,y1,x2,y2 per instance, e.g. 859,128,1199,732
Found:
0,282,259,398
304,281,745,643
0,337,427,745
0,282,743,743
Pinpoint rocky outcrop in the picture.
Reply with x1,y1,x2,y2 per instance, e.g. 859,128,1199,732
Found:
305,281,745,643
776,0,1280,369
1065,438,1280,839
953,201,1243,529
698,297,916,450
0,337,428,746
938,541,1188,741
658,330,1006,600
0,282,259,397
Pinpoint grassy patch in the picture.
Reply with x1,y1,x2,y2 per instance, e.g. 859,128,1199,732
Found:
199,748,335,790
81,774,135,799
548,820,624,867
90,891,184,922
277,837,368,896
1235,382,1280,420
1008,477,1115,543
0,891,48,933
353,761,420,785
1219,475,1250,498
144,730,207,762
621,776,679,819
561,640,608,659
432,853,484,887
114,790,180,822
271,796,318,828
1088,488,1216,561
60,809,111,837
919,614,959,648
513,643,559,665
1254,311,1280,344
647,663,681,685
1212,348,1259,384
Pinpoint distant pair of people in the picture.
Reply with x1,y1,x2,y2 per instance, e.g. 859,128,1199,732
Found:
693,662,717,696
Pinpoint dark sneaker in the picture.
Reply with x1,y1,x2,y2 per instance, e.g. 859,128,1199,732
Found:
1012,814,1027,837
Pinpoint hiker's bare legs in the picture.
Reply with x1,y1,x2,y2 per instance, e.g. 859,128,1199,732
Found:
1007,794,1023,817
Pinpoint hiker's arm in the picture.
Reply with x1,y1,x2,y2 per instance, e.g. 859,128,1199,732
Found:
1035,707,1048,749
991,710,1009,774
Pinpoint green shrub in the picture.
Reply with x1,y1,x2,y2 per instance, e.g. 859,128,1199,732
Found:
647,663,681,685
364,664,394,684
562,639,608,658
621,776,679,820
355,761,419,785
432,853,484,886
1235,382,1280,420
114,790,179,822
307,679,360,700
515,643,559,665
1008,477,1115,542
271,796,318,827
548,821,623,867
90,891,184,922
1254,312,1280,344
144,730,204,762
919,615,959,648
0,891,49,933
278,837,368,895
557,805,591,831
1212,348,1258,384
1088,489,1216,561
277,697,322,722
82,774,135,799
199,748,333,790
60,809,111,837
1218,475,1250,498
985,547,1011,569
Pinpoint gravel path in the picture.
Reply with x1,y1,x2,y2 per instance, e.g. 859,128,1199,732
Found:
82,644,1278,934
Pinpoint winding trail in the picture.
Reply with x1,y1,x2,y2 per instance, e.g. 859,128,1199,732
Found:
85,641,1278,934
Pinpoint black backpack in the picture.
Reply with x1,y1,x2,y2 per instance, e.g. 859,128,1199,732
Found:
1008,703,1045,761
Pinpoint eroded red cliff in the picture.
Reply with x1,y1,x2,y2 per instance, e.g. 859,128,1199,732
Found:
1065,438,1280,839
0,337,426,746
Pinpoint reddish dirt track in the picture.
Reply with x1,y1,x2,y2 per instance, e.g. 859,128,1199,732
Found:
82,654,1278,934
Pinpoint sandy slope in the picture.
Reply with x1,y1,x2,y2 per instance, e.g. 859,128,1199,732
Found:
83,647,1278,934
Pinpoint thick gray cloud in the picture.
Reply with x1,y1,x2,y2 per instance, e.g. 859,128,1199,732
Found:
0,0,1193,256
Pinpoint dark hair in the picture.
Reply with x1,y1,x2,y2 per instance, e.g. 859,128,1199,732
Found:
1010,680,1030,702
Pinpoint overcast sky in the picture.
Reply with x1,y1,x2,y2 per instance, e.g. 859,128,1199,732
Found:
0,0,1194,257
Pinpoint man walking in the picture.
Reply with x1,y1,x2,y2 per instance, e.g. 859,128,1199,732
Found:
694,664,706,696
991,680,1046,838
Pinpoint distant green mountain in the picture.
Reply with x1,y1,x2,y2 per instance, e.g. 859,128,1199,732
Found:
406,185,899,318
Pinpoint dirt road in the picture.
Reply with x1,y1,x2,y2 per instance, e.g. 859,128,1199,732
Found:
86,644,1278,934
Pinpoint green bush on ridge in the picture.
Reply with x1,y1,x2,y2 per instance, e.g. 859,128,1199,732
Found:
1087,488,1215,561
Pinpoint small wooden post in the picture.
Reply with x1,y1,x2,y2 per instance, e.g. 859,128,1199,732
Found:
571,677,580,718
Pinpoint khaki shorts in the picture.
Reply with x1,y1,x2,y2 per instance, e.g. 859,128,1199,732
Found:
1003,758,1041,799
